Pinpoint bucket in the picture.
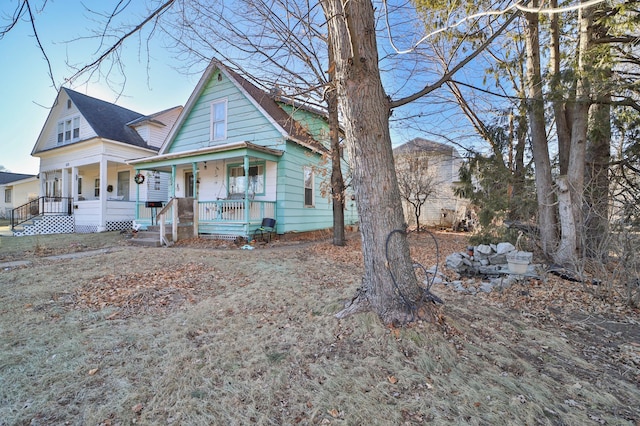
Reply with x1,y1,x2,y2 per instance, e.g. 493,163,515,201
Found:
507,258,529,274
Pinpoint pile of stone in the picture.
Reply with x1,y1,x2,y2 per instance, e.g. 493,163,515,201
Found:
441,242,538,294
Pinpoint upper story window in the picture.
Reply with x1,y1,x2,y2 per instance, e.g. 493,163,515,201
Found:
4,188,11,203
210,99,227,141
57,116,80,144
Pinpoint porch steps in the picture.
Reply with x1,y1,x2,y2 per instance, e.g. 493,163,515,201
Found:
129,224,194,247
130,229,165,247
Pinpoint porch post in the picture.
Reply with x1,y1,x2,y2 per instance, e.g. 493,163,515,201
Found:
192,162,198,199
135,168,140,221
98,158,107,232
40,171,47,198
71,167,78,201
61,168,70,199
192,162,199,237
171,165,176,198
243,155,250,228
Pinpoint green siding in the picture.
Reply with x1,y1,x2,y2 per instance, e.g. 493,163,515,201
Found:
169,69,285,154
276,141,333,233
278,103,330,148
152,66,358,236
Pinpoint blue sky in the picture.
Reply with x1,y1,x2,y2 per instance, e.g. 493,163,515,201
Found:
0,1,485,175
0,1,198,174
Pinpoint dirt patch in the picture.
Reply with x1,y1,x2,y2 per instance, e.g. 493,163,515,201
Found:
1,230,638,425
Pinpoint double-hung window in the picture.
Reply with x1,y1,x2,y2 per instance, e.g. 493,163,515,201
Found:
228,163,265,196
210,99,227,141
57,116,80,144
303,166,314,207
4,188,11,203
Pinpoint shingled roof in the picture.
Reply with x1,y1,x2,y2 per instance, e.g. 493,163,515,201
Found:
63,88,151,149
223,66,327,153
0,172,36,185
393,138,456,155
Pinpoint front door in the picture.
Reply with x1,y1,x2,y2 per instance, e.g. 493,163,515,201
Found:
185,172,195,197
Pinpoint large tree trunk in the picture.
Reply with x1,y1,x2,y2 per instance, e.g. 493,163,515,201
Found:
584,8,611,259
524,2,557,257
321,0,433,325
549,0,572,176
584,99,611,258
565,2,594,260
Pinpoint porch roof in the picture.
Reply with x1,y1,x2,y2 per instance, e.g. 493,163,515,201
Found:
127,141,283,170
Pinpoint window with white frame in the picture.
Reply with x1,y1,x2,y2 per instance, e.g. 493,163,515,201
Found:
57,116,80,144
228,163,264,196
210,99,227,141
4,188,11,203
94,178,100,197
303,166,314,207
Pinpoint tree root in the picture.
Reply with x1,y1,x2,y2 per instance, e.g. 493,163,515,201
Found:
335,288,370,319
335,287,440,326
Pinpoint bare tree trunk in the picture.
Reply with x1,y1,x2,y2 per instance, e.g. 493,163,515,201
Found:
326,53,346,247
584,9,612,259
550,0,572,176
556,176,577,264
585,98,611,259
321,0,433,325
566,2,594,259
524,2,557,256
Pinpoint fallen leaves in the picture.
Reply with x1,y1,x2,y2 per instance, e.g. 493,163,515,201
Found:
74,263,218,319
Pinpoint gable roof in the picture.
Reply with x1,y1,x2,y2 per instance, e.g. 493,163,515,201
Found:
161,60,326,154
126,106,183,127
0,172,36,185
393,138,457,156
63,88,151,149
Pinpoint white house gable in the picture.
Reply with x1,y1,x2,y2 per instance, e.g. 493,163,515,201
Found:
33,91,97,154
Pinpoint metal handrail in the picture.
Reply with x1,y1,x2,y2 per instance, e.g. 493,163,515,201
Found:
11,196,73,229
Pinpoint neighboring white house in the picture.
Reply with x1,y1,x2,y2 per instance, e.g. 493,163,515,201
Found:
18,88,182,235
0,172,39,219
393,137,470,230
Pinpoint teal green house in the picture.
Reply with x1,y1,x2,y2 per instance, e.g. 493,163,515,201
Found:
128,60,357,241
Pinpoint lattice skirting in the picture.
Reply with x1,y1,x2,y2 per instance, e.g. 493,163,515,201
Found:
106,221,133,232
13,215,75,236
13,217,133,236
75,224,99,234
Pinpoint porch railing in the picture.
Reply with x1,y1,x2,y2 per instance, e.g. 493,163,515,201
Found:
11,196,73,229
198,200,275,222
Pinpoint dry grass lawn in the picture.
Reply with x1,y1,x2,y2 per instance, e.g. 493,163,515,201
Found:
0,231,638,425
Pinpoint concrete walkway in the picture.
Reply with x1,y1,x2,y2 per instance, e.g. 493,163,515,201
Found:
1,248,117,270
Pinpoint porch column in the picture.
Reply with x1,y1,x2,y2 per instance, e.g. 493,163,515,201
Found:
243,155,250,225
71,167,78,201
135,168,140,221
40,171,48,198
171,165,177,198
98,158,107,232
192,162,198,199
192,162,199,237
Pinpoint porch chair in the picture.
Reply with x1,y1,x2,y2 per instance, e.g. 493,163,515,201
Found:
253,218,276,243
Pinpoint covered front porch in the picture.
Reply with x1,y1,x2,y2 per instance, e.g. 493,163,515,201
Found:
129,141,282,241
38,160,140,233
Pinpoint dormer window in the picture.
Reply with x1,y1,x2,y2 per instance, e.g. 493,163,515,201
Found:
57,116,80,144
